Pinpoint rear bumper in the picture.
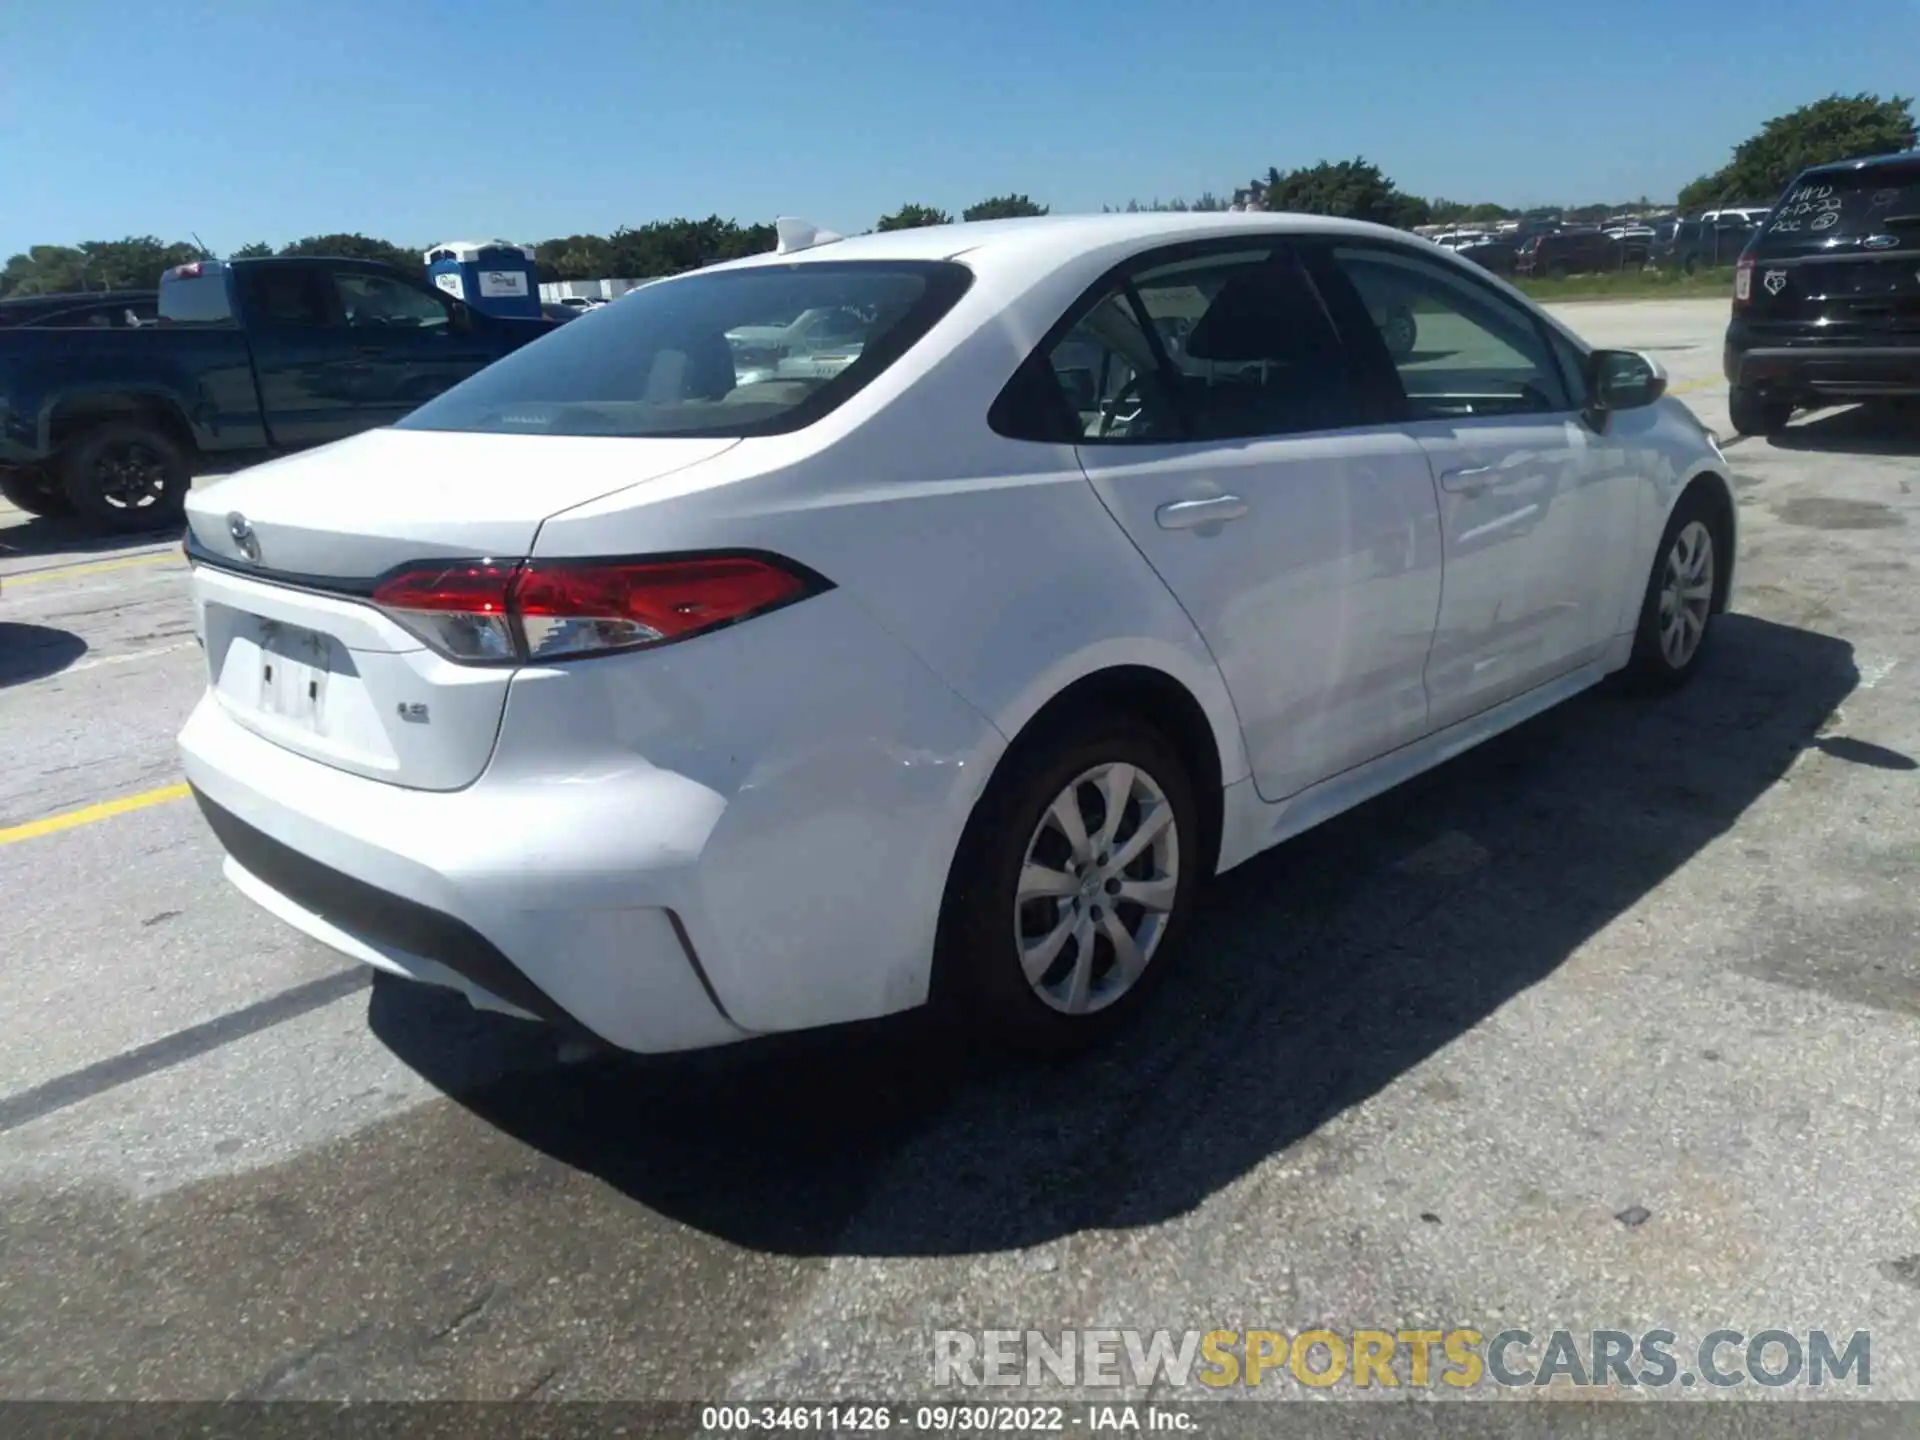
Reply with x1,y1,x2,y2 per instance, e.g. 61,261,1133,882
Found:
177,586,1005,1053
1725,332,1920,397
181,695,749,1052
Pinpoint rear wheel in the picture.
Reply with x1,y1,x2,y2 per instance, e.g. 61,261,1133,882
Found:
0,466,73,518
1625,491,1723,690
1728,385,1792,437
59,421,190,531
935,717,1201,1054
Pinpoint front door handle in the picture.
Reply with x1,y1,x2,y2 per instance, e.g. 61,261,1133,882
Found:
1440,465,1495,495
1156,495,1249,530
354,344,389,357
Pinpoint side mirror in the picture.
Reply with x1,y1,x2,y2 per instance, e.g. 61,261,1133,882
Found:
1587,348,1667,418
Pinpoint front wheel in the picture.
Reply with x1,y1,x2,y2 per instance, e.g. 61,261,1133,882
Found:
1728,385,1792,437
1625,494,1723,690
0,466,73,518
935,717,1201,1054
60,421,190,532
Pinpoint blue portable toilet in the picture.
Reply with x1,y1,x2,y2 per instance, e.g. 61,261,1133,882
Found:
423,239,541,320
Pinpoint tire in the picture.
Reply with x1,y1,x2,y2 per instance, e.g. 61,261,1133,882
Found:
0,466,73,518
1681,254,1699,276
59,420,190,532
1728,385,1792,437
1624,490,1725,691
1380,304,1418,360
934,716,1202,1055
1546,261,1570,280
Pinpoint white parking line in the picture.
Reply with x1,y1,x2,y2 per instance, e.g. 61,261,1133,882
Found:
65,639,199,674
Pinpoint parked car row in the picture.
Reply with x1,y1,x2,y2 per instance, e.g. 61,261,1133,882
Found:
1440,205,1774,280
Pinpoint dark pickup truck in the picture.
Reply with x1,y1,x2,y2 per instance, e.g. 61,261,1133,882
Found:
0,256,558,530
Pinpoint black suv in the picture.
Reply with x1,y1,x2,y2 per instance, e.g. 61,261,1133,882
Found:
1652,213,1760,273
1725,151,1920,434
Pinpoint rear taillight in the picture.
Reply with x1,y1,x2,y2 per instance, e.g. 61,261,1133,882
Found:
370,553,824,664
373,560,521,662
1734,257,1753,304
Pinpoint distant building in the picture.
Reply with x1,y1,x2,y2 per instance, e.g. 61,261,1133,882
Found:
538,277,648,305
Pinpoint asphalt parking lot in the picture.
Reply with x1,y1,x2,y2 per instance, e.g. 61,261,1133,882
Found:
3,296,1919,1406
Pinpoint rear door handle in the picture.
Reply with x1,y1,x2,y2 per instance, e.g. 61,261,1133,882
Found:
1155,495,1249,530
1440,465,1495,494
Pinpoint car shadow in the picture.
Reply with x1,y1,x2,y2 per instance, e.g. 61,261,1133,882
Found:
0,623,89,686
1767,404,1920,458
371,613,1856,1258
0,511,183,562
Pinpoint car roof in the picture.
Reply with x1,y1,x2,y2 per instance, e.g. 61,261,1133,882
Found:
1800,148,1920,178
702,211,1427,277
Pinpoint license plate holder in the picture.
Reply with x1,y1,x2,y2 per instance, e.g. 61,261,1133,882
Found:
258,621,332,730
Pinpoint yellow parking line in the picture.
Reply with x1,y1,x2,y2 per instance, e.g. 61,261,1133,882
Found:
3,551,183,587
0,783,192,846
1671,377,1721,396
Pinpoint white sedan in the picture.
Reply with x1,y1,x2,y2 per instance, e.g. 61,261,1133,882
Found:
179,212,1735,1055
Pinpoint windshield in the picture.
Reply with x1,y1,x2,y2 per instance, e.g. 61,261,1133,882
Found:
1755,162,1920,255
399,260,972,438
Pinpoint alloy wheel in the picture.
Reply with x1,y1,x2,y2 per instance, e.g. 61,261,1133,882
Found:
1657,520,1714,668
94,442,168,511
1014,761,1180,1015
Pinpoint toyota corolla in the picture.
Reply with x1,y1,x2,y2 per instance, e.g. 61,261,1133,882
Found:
179,212,1735,1054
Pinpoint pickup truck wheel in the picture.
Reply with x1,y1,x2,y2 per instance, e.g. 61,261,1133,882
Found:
60,422,189,531
0,467,74,518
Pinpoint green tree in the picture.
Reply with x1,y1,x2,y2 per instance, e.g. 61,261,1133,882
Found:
1429,199,1517,224
0,246,87,296
534,233,614,281
962,193,1049,221
0,236,202,296
876,203,952,231
231,242,275,258
1252,158,1430,228
1678,93,1916,210
279,233,424,275
597,217,776,278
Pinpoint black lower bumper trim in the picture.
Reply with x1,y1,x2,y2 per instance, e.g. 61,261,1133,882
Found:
190,786,573,1026
1731,345,1920,397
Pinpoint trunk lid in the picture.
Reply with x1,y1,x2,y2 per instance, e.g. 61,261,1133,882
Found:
185,426,738,790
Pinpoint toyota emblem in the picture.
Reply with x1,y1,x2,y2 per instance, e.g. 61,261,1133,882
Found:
227,512,261,563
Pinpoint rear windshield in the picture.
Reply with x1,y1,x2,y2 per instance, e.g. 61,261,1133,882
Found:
158,268,237,326
1756,163,1920,255
398,259,973,439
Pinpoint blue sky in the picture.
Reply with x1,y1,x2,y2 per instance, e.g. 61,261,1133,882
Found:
4,0,1917,258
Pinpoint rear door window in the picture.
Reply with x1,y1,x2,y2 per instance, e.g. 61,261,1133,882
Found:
243,268,337,329
1756,164,1920,256
1026,245,1366,444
